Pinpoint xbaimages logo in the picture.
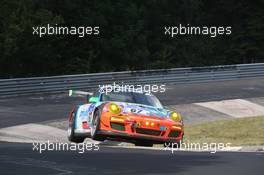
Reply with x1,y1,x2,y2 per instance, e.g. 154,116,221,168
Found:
98,82,166,95
32,141,100,153
32,24,100,37
163,141,232,154
164,24,232,38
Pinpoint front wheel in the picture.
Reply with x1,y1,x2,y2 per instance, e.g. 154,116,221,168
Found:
68,111,85,143
90,110,105,141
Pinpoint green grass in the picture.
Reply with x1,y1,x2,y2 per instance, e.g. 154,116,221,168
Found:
184,116,264,146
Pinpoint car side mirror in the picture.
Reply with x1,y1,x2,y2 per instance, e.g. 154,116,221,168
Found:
89,96,99,103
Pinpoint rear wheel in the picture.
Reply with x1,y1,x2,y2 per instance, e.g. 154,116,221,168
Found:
67,111,85,143
90,109,105,141
134,141,154,147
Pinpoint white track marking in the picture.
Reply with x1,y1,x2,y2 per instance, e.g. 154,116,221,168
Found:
195,99,264,118
0,124,68,143
0,123,101,144
107,145,245,152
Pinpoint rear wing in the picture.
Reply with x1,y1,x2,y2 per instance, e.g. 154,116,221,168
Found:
69,90,93,97
69,90,93,102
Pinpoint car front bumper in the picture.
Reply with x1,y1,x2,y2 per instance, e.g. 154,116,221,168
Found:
97,129,183,144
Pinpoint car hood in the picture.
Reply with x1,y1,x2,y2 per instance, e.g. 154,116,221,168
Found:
110,101,169,118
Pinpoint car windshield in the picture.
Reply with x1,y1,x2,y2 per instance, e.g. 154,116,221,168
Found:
101,91,163,108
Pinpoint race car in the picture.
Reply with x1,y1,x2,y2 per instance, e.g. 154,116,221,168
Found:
67,89,184,147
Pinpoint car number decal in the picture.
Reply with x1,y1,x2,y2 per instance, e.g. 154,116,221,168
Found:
130,108,143,114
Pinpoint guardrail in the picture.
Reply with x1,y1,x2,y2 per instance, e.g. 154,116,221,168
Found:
0,63,264,97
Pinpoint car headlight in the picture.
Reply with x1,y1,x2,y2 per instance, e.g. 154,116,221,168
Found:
170,112,182,122
109,103,122,114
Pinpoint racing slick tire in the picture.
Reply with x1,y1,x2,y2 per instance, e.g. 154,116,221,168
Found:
68,110,85,143
134,141,154,147
90,109,106,141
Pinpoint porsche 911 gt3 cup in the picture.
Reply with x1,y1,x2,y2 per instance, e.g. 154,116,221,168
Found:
67,88,184,147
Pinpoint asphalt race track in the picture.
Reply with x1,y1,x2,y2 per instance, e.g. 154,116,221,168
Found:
1,78,264,175
0,142,263,175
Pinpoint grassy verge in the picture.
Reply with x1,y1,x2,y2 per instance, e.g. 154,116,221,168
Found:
184,116,264,146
